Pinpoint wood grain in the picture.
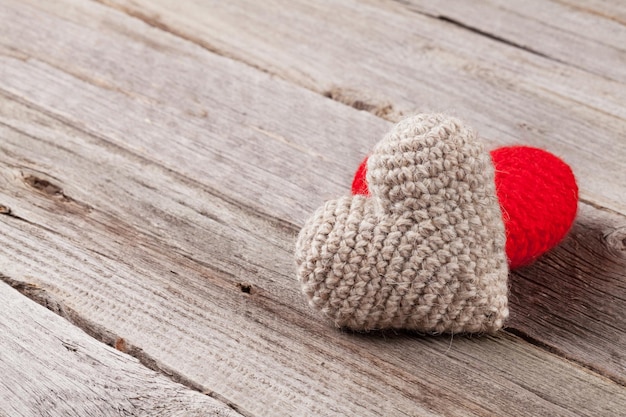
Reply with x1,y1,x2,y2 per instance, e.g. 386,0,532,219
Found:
393,0,626,82
0,281,242,417
93,0,626,217
1,92,625,417
0,0,625,415
2,0,626,381
557,0,626,26
508,203,626,381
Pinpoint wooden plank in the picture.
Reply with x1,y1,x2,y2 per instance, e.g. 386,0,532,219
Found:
508,203,626,381
93,0,626,217
391,0,626,82
558,0,626,26
0,1,624,415
0,0,624,383
1,96,625,417
0,0,390,227
0,281,242,417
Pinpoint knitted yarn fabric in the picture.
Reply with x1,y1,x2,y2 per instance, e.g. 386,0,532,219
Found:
295,114,509,333
491,146,578,268
353,147,579,269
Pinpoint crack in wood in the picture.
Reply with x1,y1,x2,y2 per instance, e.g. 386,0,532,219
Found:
323,87,404,122
92,0,274,79
23,174,69,200
0,205,62,238
237,282,253,294
434,15,554,61
93,0,409,123
388,0,618,82
386,0,554,56
3,83,626,388
0,270,254,416
0,87,300,235
506,327,625,387
2,4,625,410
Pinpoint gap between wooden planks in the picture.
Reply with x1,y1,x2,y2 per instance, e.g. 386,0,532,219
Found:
96,0,626,216
378,0,626,83
0,281,243,417
87,0,626,382
3,0,625,379
1,95,624,417
0,0,625,415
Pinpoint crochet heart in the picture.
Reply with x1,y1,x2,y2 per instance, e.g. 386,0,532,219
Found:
353,146,578,269
295,114,509,333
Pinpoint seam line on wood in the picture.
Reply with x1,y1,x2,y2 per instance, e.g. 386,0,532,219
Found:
0,271,254,417
389,0,620,84
91,0,624,124
91,0,274,77
2,81,625,387
3,78,624,222
506,327,626,387
0,87,299,235
3,181,624,390
89,0,404,122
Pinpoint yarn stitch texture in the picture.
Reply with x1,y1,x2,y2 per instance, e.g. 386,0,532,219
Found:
295,114,509,333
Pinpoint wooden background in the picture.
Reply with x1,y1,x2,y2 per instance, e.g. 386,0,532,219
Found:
0,0,625,415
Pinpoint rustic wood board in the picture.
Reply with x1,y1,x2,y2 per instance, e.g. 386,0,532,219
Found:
95,0,626,217
2,0,625,383
0,281,241,417
1,96,625,417
559,0,626,26
392,0,626,82
0,0,625,415
508,203,626,381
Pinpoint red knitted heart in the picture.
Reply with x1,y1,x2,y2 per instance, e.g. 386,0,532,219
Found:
352,146,578,269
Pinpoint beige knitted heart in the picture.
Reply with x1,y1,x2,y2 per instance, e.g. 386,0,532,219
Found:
295,114,509,334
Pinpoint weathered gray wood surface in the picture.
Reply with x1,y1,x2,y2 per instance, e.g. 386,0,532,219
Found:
1,95,625,417
0,281,242,417
6,0,626,381
92,0,626,383
0,0,625,416
98,0,626,216
396,0,626,82
509,203,626,381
